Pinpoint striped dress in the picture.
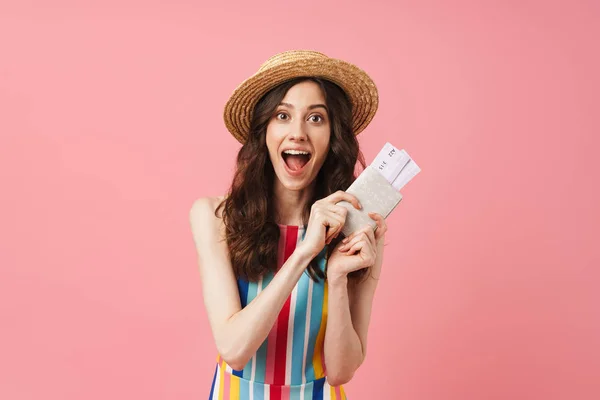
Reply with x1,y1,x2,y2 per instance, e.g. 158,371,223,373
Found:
208,224,348,400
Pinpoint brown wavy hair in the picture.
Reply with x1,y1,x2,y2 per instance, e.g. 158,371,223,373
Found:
216,77,367,282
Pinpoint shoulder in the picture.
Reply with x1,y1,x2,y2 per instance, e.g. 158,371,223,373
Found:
189,195,227,242
190,195,225,214
189,195,226,223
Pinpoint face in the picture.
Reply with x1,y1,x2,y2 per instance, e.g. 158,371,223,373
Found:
266,80,331,192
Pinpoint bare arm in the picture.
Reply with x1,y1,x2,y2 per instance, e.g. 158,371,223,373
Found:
324,249,383,386
189,197,313,370
323,215,387,386
323,275,365,386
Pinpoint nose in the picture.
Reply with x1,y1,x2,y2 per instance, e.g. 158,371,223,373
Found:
289,119,308,141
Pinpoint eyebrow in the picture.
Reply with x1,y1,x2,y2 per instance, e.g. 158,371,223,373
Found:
278,102,328,112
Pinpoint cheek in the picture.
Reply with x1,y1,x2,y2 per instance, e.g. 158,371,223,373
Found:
265,125,283,160
266,120,283,141
315,135,331,158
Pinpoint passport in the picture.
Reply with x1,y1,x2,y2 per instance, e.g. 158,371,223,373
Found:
336,165,404,237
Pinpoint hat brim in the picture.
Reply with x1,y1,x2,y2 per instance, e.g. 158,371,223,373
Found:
223,58,379,144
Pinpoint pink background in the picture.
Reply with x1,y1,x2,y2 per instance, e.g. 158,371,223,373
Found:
1,1,598,399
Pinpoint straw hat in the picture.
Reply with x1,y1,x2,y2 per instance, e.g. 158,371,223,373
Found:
223,50,379,144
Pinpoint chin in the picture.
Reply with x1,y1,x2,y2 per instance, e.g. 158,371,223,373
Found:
276,173,316,192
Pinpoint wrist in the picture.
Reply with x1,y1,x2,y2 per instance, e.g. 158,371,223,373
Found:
327,272,348,287
295,243,317,264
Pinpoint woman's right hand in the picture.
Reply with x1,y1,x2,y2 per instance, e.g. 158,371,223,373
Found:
297,190,362,259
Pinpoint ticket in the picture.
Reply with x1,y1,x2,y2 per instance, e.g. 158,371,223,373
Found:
370,142,411,184
392,158,421,190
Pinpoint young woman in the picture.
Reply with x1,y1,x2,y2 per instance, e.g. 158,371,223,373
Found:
189,50,387,400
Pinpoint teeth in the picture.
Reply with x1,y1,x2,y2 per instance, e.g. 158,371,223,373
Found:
283,150,310,155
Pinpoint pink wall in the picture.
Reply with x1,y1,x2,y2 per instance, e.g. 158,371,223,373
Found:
1,1,598,399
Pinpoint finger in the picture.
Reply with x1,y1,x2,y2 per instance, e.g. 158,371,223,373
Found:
324,221,339,244
344,239,376,267
369,212,388,240
317,211,335,244
369,212,387,227
339,231,369,252
341,224,371,246
340,230,359,248
327,222,344,244
342,236,364,254
327,205,349,240
326,190,362,210
324,211,345,244
329,204,349,219
363,223,377,247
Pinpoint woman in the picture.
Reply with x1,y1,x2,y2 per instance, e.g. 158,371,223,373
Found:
189,50,388,400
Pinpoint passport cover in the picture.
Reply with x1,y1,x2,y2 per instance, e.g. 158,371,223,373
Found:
337,165,403,237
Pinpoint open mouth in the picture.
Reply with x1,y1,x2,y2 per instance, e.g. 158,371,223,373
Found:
281,149,312,173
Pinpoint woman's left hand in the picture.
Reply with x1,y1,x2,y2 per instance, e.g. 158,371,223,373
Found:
326,212,388,283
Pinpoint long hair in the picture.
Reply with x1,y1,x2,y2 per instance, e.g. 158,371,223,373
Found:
216,76,367,282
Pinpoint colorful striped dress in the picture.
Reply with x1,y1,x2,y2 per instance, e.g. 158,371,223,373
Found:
208,224,348,400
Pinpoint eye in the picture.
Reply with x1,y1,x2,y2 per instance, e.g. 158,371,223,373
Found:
276,112,289,120
309,114,324,123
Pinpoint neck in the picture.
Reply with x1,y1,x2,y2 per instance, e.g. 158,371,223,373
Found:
273,180,314,226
